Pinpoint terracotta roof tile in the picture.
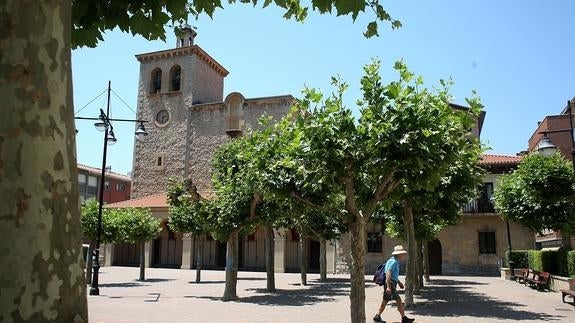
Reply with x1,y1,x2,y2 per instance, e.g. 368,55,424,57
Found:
106,193,168,209
480,154,522,166
106,191,215,209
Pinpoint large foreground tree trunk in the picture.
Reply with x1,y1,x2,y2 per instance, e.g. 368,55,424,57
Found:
195,235,203,283
320,239,327,282
138,242,146,281
299,234,308,286
265,225,276,292
349,219,367,323
402,200,417,307
223,230,239,301
0,1,88,321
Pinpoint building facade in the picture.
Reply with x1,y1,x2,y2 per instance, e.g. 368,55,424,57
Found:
527,97,575,248
130,28,292,199
336,154,535,276
106,29,534,276
77,164,131,204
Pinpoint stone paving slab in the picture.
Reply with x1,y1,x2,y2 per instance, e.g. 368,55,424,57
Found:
88,267,574,322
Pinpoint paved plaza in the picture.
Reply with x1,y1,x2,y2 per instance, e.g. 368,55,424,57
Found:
89,267,574,323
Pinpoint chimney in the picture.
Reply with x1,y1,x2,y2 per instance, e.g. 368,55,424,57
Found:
105,165,111,173
176,25,197,48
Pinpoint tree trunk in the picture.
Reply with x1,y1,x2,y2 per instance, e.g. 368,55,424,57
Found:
139,242,146,281
195,235,202,283
415,240,424,294
265,225,276,292
86,241,95,284
299,234,308,286
320,239,328,282
423,241,430,283
222,230,239,301
561,225,572,250
402,200,417,307
0,1,88,321
349,218,367,323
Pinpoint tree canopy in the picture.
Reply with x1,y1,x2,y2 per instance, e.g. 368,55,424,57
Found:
494,152,575,234
72,0,400,48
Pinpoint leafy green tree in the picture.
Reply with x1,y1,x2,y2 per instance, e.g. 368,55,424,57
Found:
167,178,209,282
81,198,123,283
383,146,485,303
494,152,575,248
72,0,400,48
116,207,162,281
260,60,481,322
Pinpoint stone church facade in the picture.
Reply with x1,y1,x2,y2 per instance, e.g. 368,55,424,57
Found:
130,27,292,198
106,29,534,276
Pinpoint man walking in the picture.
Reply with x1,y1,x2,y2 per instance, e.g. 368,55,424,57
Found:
373,245,415,323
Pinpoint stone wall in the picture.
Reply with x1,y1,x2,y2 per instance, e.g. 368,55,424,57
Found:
336,215,535,276
132,48,227,198
191,55,224,104
438,214,534,275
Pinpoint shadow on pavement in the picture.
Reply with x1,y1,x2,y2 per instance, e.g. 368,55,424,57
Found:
141,278,176,283
238,278,352,306
410,279,566,321
98,282,148,288
188,280,226,284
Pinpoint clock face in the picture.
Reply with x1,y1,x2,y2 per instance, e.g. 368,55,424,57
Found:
156,109,169,125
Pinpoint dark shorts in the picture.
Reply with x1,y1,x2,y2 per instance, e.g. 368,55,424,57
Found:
383,281,401,302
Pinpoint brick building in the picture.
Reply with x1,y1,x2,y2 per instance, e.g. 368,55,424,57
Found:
77,164,131,204
527,99,575,160
527,97,575,248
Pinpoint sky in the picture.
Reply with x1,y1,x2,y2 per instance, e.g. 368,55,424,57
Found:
72,0,575,176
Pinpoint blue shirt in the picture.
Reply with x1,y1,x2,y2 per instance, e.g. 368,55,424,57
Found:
384,256,400,282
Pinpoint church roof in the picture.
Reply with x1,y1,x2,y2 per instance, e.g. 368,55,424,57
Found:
135,45,229,77
106,191,215,209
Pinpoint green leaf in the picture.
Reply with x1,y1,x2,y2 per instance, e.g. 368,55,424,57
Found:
364,21,379,38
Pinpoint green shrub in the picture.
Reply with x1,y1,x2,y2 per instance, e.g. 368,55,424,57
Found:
506,250,529,268
541,250,559,274
568,251,575,277
557,250,569,276
528,250,543,271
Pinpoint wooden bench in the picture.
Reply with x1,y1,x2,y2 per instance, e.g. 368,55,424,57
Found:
516,268,529,284
560,290,575,306
526,271,550,291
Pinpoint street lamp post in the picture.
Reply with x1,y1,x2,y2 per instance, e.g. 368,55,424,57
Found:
75,81,148,295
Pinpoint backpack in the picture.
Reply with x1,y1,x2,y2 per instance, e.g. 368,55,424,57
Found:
373,264,386,286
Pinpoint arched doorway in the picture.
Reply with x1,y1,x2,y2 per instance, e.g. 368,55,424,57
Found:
427,239,442,275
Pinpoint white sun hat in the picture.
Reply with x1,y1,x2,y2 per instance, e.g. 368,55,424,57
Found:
391,245,407,255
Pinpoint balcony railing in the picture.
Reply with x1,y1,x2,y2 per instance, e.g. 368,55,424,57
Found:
463,198,495,213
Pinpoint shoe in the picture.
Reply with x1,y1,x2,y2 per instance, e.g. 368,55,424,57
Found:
401,316,415,323
373,314,385,322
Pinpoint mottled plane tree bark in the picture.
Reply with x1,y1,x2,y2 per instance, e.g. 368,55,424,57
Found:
0,1,88,322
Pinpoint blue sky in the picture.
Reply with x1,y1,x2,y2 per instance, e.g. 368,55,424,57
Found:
72,0,575,175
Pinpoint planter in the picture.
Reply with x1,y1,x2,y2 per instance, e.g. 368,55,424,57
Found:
500,267,512,280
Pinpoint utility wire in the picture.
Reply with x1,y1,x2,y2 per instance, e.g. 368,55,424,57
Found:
73,88,108,116
111,89,137,115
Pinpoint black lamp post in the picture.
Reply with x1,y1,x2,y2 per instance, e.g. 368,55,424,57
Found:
75,81,148,295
